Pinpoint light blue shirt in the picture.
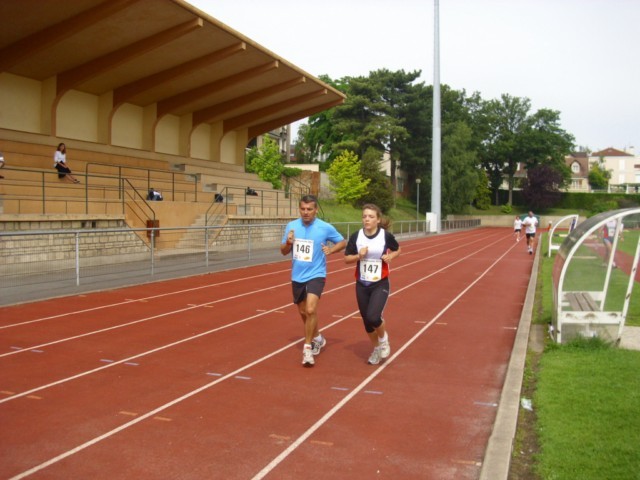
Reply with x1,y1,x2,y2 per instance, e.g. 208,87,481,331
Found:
282,217,344,282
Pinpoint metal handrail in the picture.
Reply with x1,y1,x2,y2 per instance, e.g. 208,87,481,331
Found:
120,177,155,225
85,161,201,201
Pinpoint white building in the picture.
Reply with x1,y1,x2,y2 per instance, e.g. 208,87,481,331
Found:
589,147,639,191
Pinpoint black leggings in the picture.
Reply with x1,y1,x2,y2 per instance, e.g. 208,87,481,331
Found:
355,277,390,333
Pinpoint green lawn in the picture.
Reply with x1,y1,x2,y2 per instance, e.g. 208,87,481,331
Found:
535,340,640,479
529,234,640,479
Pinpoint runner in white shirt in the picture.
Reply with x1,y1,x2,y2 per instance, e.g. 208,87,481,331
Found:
522,211,538,255
344,204,401,365
513,215,523,242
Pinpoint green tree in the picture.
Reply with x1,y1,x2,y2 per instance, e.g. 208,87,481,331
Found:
476,94,574,205
588,160,611,190
293,123,313,164
357,147,394,213
246,137,284,189
441,122,478,215
476,94,532,205
326,150,370,204
474,169,492,210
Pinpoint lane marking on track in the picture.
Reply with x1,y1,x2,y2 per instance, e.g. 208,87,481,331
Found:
0,294,345,404
310,440,333,447
453,459,482,466
0,281,293,359
1,391,16,396
474,401,498,408
153,417,172,422
235,376,251,381
206,372,222,377
0,267,295,329
0,231,486,330
8,331,342,479
119,411,138,417
330,387,349,392
26,395,42,400
364,390,383,395
7,231,517,479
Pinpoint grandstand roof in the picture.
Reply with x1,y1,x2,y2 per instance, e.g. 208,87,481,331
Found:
0,0,345,139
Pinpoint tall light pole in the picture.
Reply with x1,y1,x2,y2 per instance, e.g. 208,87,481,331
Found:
431,0,441,233
416,178,421,220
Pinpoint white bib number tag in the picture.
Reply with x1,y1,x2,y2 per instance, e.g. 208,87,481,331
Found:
293,238,314,262
360,259,382,281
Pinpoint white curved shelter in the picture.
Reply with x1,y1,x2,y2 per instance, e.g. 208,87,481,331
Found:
552,208,640,343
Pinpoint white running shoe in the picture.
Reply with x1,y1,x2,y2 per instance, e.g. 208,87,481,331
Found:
311,336,326,355
379,339,391,359
302,347,315,367
368,347,381,365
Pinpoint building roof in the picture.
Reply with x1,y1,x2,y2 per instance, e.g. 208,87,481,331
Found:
565,156,590,177
591,147,632,157
0,0,345,139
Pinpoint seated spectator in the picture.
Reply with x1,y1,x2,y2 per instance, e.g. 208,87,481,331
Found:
214,193,224,203
53,143,80,183
246,187,258,196
0,152,4,179
147,188,163,201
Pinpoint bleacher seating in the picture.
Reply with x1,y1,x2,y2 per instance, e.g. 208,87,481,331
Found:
0,136,301,223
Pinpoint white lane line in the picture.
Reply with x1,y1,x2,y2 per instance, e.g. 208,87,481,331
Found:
0,266,294,330
7,320,358,480
0,281,291,358
0,298,303,404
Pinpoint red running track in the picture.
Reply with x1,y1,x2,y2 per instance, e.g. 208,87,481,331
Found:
0,228,534,480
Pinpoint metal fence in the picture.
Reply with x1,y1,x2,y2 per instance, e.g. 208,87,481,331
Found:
0,218,480,305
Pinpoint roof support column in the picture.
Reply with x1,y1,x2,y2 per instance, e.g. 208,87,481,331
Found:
179,114,193,157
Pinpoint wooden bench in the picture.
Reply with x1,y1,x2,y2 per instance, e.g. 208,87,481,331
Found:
565,292,599,311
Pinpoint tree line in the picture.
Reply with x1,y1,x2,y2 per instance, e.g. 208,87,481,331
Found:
292,69,575,214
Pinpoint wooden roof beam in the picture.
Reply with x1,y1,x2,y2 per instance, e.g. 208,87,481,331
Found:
57,17,204,95
0,0,142,72
157,61,279,117
193,76,306,126
113,41,247,106
224,89,329,133
248,98,345,139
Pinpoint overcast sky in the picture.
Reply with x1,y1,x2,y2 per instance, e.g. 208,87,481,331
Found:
190,0,639,153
